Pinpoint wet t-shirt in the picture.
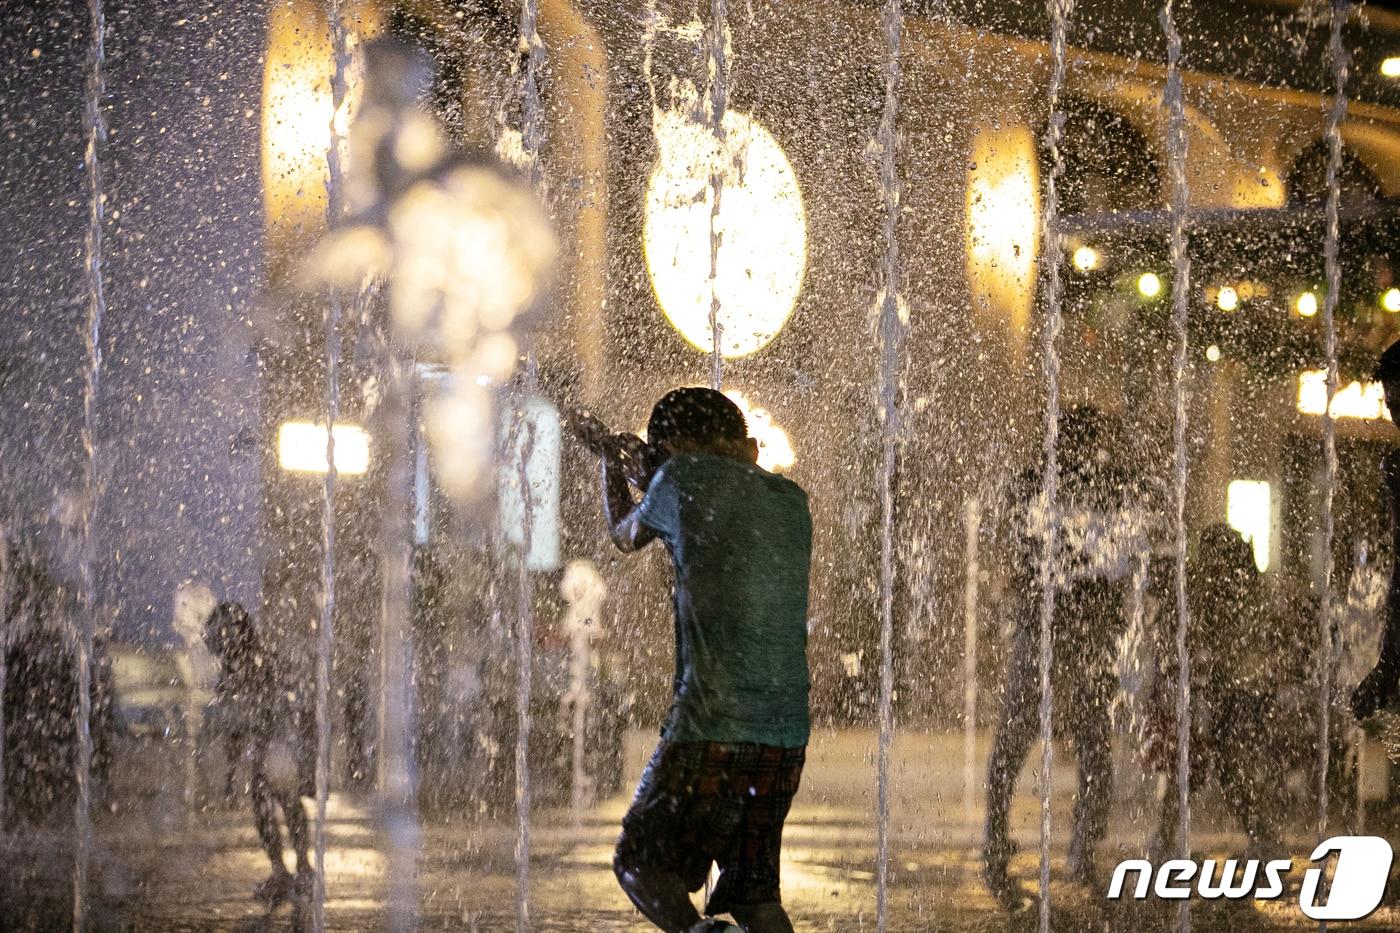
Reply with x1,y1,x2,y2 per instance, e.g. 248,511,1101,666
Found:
636,452,812,748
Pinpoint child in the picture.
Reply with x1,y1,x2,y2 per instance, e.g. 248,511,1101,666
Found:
984,406,1145,903
204,601,316,905
1354,338,1400,721
573,387,812,933
1150,524,1283,859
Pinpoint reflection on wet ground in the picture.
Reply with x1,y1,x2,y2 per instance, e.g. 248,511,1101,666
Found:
4,729,1399,931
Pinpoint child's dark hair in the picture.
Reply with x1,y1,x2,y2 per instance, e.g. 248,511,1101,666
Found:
647,387,748,449
1376,338,1400,384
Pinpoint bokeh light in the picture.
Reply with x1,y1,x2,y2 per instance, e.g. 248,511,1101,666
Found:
1296,290,1319,317
1136,271,1162,298
1072,245,1100,272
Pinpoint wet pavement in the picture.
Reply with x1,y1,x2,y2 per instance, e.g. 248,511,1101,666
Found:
5,729,1400,931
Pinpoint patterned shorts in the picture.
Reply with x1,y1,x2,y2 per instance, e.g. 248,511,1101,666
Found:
615,740,805,915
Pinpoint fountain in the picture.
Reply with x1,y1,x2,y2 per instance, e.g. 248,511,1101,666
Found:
873,0,905,928
1036,2,1069,928
73,0,108,928
1318,0,1351,851
705,0,729,389
312,4,353,930
7,0,1400,929
1160,5,1193,933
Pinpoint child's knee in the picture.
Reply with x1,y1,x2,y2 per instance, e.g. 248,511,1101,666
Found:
612,845,632,885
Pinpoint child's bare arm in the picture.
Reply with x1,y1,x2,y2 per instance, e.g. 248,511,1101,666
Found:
566,407,660,551
603,441,656,552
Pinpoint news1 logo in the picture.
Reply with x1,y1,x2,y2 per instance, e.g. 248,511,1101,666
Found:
1107,836,1393,920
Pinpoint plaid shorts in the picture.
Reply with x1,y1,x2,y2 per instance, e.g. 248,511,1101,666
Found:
615,740,805,915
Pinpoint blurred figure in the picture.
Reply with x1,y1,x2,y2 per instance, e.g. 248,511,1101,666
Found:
204,601,315,905
171,582,220,799
1149,524,1283,858
2,537,116,826
1353,339,1400,722
573,388,811,933
984,406,1146,903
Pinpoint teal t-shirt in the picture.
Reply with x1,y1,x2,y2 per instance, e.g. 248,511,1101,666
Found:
636,452,812,748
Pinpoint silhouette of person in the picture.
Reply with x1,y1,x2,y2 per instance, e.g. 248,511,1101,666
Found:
1354,338,1400,721
1150,523,1283,858
573,388,811,933
204,601,315,904
984,405,1145,903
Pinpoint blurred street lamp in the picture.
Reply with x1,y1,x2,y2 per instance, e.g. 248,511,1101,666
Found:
1382,287,1400,313
298,38,556,502
1205,344,1222,362
1216,286,1239,312
1382,56,1400,78
1072,245,1100,272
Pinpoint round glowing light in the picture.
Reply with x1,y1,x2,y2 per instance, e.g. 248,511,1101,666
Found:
1296,290,1319,317
1382,56,1400,78
1216,285,1239,312
644,109,807,359
1382,288,1400,313
1136,272,1162,299
1205,344,1222,363
1072,245,1100,272
724,390,795,472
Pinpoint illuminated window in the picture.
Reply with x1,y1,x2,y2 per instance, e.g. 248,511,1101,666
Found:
277,422,370,475
644,110,807,359
1297,369,1390,421
1227,480,1272,572
966,124,1039,337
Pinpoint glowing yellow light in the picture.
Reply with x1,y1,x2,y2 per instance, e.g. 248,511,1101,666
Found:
1296,291,1319,317
1382,57,1400,78
724,390,795,473
643,110,807,359
1072,245,1100,272
261,1,374,248
966,125,1039,339
278,421,370,474
1205,344,1222,362
1382,288,1400,312
1227,479,1272,572
1216,286,1239,312
1137,272,1162,298
1297,369,1391,421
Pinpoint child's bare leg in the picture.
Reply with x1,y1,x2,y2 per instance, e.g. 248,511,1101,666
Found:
730,902,794,933
284,794,311,874
613,858,703,933
224,730,242,800
251,771,288,876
